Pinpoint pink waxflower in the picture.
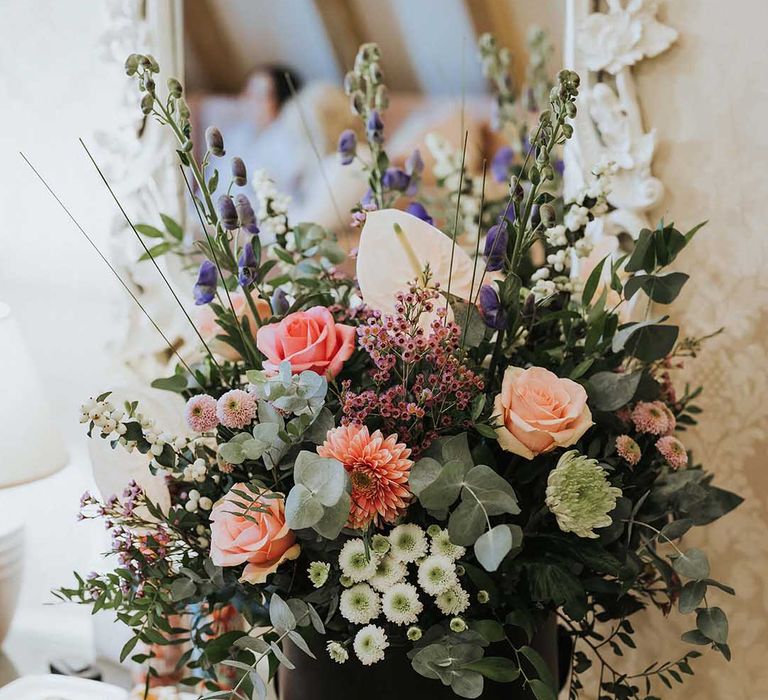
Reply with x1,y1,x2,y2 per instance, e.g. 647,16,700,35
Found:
317,424,413,530
615,435,641,466
216,389,256,429
185,394,219,432
656,436,688,469
631,401,671,435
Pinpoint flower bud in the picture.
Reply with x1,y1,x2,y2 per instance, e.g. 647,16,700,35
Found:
381,167,410,192
145,54,160,73
405,201,433,225
343,71,358,95
350,92,365,115
271,287,290,316
337,129,357,165
124,54,140,76
479,285,506,330
369,62,383,83
234,194,259,233
237,240,259,287
509,175,524,201
140,93,154,115
177,97,190,120
231,157,247,186
540,203,556,228
167,77,183,98
484,221,508,271
374,85,389,111
193,260,217,305
366,110,384,144
205,126,225,157
217,195,238,230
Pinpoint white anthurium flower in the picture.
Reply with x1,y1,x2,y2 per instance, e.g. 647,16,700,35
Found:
356,209,482,319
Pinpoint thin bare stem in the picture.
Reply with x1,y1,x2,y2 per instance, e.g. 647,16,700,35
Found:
20,152,194,376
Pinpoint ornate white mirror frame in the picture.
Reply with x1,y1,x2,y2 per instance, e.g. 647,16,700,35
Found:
98,0,678,381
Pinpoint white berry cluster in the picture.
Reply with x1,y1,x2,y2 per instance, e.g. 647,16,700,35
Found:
251,168,290,240
184,488,212,514
331,524,472,666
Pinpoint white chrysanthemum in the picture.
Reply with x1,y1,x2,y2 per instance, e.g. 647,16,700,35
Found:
435,585,470,615
326,641,348,664
382,582,423,626
388,524,428,563
340,583,380,624
308,561,330,588
429,528,465,561
353,625,389,666
368,554,407,592
339,539,379,582
417,554,457,595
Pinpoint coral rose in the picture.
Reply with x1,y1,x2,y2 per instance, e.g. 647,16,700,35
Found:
256,306,356,377
209,485,300,584
196,291,271,362
494,366,593,459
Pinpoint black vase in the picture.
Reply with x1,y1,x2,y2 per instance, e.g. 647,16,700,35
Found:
277,616,559,700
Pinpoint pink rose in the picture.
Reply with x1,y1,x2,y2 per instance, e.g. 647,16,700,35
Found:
494,366,593,459
256,306,356,377
209,486,300,584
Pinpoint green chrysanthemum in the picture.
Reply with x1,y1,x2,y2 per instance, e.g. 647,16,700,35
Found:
545,450,622,539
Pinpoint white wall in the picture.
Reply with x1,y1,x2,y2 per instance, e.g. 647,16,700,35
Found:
0,0,127,667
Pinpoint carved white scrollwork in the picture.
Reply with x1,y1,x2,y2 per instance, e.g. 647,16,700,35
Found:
564,0,677,238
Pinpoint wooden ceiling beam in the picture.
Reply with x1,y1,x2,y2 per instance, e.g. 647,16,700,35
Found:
312,0,367,75
183,0,245,92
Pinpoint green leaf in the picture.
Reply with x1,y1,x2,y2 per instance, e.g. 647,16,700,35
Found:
150,374,187,393
135,223,164,239
470,620,505,644
582,254,609,306
697,607,728,644
474,423,499,439
434,433,474,469
672,548,710,580
452,299,487,348
284,484,324,530
160,213,184,241
269,594,296,634
313,492,351,539
587,370,642,411
287,630,316,659
679,580,706,614
462,656,520,682
624,323,679,362
681,629,711,645
625,228,655,273
474,524,520,572
450,669,484,698
529,679,557,700
138,241,171,261
409,457,443,497
660,518,694,540
448,498,486,546
170,578,196,602
463,465,520,516
419,459,468,510
120,635,139,663
294,451,347,506
305,407,334,444
624,272,689,304
521,644,556,694
684,220,707,243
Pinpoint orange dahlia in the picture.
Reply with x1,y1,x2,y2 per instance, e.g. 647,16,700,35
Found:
318,425,413,529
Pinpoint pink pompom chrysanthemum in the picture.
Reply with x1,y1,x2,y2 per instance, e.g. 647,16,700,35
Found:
656,436,688,469
216,389,257,429
318,424,413,530
185,394,219,432
615,435,641,466
631,401,671,435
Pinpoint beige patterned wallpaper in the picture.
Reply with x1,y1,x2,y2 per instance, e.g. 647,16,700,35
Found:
572,1,768,698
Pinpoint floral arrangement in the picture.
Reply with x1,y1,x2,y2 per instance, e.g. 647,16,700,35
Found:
54,38,742,700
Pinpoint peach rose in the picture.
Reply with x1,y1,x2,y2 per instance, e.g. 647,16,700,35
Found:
197,291,272,361
209,486,300,584
494,366,593,459
256,306,356,377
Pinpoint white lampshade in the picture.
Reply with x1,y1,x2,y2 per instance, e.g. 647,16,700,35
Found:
0,303,68,488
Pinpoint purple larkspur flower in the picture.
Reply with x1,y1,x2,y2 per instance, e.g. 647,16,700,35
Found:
217,195,238,231
478,284,506,330
238,240,259,287
405,149,423,195
235,194,259,234
193,259,217,305
382,167,410,192
405,201,433,225
338,129,357,165
484,220,509,271
367,110,384,144
491,146,514,183
271,287,290,315
205,126,225,156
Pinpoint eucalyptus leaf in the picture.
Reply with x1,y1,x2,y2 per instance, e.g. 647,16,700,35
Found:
448,499,486,546
294,451,347,506
474,524,516,572
587,370,642,411
419,459,468,510
269,594,296,634
463,465,519,516
679,580,706,614
285,484,324,530
463,656,520,682
313,492,351,539
450,669,484,698
672,548,710,580
409,457,443,496
697,607,728,644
